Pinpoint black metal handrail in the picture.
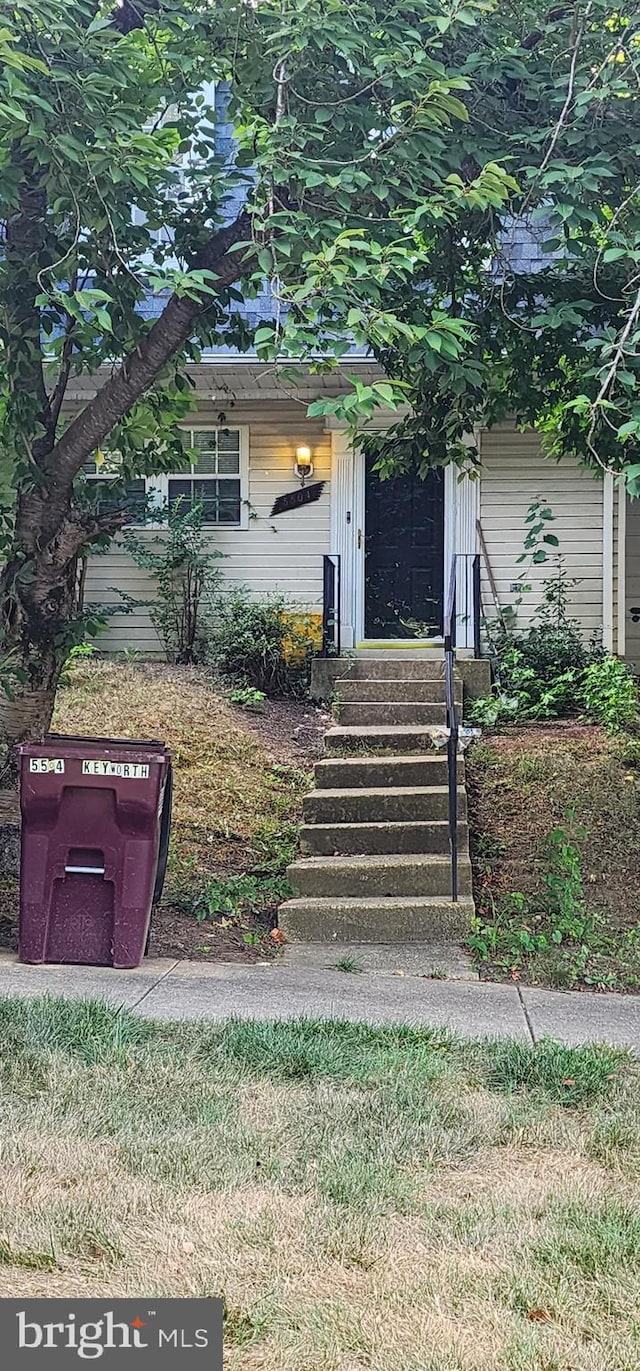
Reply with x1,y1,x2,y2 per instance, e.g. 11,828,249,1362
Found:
443,557,459,902
321,554,341,657
443,551,482,901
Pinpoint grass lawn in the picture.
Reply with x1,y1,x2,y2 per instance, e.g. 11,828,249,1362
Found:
0,998,639,1369
0,659,323,961
466,724,640,992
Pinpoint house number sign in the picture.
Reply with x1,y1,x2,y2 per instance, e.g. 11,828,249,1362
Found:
270,481,326,517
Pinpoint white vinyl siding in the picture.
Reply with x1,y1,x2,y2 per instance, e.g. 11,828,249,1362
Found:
479,425,605,639
83,401,331,652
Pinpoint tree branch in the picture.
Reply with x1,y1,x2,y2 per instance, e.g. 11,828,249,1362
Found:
41,506,137,584
520,3,592,217
587,281,640,466
43,211,252,504
4,173,51,447
48,271,79,432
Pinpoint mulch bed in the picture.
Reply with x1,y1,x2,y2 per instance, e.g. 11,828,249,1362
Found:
241,695,331,766
148,902,282,963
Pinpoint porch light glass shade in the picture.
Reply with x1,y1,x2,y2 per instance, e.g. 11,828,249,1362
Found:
294,444,313,478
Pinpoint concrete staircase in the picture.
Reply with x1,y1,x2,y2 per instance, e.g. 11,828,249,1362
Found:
279,660,475,944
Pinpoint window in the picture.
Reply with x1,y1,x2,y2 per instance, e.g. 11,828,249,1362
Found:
82,455,147,522
167,428,247,527
81,426,248,529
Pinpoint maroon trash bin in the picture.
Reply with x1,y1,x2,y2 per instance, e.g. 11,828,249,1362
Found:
17,733,172,969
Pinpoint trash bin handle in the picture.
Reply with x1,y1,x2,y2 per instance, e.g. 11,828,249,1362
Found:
64,865,106,875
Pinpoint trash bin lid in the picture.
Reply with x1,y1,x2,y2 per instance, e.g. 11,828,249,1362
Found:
18,733,170,759
45,732,168,750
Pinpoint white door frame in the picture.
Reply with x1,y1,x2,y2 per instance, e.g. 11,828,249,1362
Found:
329,424,480,650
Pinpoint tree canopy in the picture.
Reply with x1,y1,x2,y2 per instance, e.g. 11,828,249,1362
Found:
1,0,640,743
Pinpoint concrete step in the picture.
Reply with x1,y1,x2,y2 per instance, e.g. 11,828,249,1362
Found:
279,895,474,944
301,820,468,856
335,679,456,704
281,940,479,981
315,754,462,789
303,786,465,825
343,660,449,679
337,701,447,727
288,852,472,898
325,725,443,755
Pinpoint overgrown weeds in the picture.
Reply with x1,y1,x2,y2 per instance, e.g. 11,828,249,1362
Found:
471,510,639,732
467,727,640,990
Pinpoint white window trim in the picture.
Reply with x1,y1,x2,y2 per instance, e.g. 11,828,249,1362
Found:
146,424,250,531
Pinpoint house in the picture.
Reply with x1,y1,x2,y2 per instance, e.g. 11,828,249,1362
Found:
74,90,637,685
77,351,635,684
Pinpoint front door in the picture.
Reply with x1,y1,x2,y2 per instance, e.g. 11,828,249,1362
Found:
364,455,445,639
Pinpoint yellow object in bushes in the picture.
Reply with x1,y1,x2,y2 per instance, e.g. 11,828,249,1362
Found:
282,612,323,663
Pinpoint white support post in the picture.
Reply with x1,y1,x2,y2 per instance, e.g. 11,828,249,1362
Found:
617,480,627,658
329,429,355,649
603,472,615,653
451,450,480,652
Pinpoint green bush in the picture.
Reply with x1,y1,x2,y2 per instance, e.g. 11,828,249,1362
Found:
123,501,223,664
471,649,637,734
228,686,266,711
470,558,608,727
210,590,318,697
582,656,638,734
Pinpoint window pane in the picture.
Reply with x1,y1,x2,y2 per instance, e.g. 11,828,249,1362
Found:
193,478,217,522
217,429,240,454
168,475,241,525
168,479,193,512
193,450,218,476
195,478,241,524
217,495,241,523
217,451,240,475
94,479,147,522
123,479,148,523
193,431,218,453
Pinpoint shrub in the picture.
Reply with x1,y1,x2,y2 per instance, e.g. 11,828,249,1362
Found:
123,501,223,664
582,656,638,734
470,558,603,727
228,686,266,711
210,590,318,696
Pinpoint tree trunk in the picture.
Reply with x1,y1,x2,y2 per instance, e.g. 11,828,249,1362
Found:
0,525,81,873
0,552,79,751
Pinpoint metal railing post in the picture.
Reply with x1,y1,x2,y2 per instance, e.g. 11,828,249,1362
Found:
321,554,341,657
335,554,341,658
472,553,481,658
444,556,459,903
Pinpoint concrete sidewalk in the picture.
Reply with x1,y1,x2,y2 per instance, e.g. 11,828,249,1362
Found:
1,950,640,1049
